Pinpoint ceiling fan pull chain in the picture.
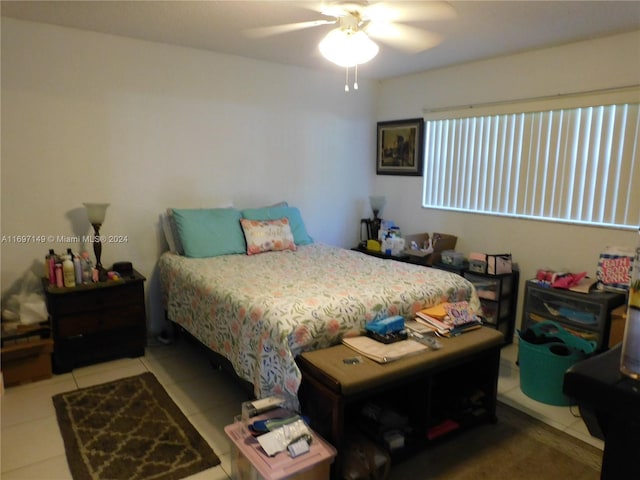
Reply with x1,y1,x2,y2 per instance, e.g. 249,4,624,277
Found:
345,67,350,92
354,64,359,90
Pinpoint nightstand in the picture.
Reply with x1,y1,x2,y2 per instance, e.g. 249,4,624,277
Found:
42,270,147,373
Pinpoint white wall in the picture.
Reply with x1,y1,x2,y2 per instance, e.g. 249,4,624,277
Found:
376,30,640,327
0,18,378,332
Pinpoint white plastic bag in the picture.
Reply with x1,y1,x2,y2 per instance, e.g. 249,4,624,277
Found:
3,271,48,325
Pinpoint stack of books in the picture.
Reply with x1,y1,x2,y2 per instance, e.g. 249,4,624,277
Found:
415,302,482,337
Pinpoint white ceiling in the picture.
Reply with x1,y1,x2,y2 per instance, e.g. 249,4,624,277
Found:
2,1,639,79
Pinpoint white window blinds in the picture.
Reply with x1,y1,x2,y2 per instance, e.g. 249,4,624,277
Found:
422,100,640,229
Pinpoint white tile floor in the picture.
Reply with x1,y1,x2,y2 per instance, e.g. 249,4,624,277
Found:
0,338,604,479
497,341,604,451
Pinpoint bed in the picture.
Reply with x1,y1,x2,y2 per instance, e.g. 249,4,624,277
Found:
158,205,481,408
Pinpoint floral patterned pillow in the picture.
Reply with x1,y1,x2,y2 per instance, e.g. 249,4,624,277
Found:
240,218,297,255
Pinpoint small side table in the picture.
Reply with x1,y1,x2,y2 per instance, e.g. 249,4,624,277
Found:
42,270,146,373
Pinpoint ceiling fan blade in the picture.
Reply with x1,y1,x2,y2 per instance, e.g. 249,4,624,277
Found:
366,22,442,53
363,1,457,23
244,19,335,38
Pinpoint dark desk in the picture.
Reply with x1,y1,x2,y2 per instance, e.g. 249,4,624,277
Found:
563,344,640,479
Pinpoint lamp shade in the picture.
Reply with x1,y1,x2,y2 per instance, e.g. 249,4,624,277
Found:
319,28,379,67
369,196,386,217
83,203,109,224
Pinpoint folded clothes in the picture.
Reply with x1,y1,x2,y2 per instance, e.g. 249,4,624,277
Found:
551,271,588,289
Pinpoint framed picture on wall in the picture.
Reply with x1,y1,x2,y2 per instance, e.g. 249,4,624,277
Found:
376,118,424,176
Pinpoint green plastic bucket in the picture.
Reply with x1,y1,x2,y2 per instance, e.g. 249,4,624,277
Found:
518,321,597,406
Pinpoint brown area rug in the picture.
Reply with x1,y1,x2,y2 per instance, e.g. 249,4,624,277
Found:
389,402,602,480
52,372,220,480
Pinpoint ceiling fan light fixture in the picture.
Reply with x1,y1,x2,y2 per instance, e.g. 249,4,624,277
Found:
319,28,379,67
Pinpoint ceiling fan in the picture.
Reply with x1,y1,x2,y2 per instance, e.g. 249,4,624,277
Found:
245,1,456,91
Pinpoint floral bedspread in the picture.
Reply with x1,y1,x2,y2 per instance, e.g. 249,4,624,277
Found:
158,243,480,408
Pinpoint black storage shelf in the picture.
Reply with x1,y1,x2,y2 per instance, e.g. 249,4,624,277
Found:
432,263,519,346
521,280,626,351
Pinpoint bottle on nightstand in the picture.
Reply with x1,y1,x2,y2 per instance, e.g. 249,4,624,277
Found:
62,254,76,288
45,249,56,285
73,253,82,285
81,251,93,284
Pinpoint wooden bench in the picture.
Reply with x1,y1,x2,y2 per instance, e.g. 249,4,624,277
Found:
296,327,504,478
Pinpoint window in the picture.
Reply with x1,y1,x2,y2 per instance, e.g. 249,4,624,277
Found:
422,94,640,230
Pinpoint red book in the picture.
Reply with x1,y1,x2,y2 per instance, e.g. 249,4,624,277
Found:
427,419,460,440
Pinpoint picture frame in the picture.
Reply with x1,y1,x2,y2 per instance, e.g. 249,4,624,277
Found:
376,118,424,176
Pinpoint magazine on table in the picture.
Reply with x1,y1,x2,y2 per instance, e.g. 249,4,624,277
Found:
415,302,482,337
342,336,428,363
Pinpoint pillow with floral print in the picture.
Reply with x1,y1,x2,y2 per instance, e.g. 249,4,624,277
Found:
240,218,296,255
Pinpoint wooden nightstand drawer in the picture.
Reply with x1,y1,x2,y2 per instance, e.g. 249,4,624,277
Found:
57,305,144,337
52,283,142,315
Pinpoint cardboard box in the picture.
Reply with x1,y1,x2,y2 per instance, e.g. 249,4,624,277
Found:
1,337,53,387
609,304,627,348
403,233,457,266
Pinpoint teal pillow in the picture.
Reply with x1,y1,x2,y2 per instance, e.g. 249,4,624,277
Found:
241,206,313,245
172,208,246,258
